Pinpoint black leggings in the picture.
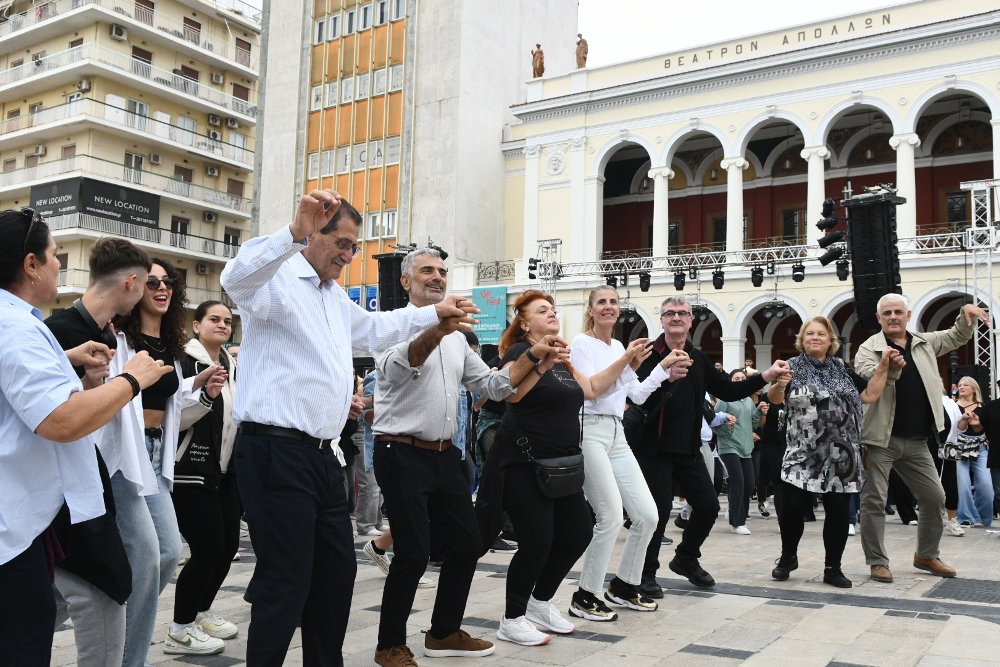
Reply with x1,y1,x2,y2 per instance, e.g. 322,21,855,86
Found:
172,481,241,624
778,481,850,568
502,462,593,619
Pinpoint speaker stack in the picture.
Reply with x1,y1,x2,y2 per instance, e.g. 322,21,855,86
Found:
373,252,410,312
843,192,906,333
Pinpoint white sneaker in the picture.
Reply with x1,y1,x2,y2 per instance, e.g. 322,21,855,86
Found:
679,502,691,521
671,500,685,511
497,615,550,646
164,624,225,655
848,524,856,536
196,610,238,639
730,525,751,535
526,596,574,634
358,527,384,537
418,576,436,588
945,518,966,536
363,540,391,575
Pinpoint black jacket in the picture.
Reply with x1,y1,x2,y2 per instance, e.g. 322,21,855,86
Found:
633,335,766,455
174,355,231,489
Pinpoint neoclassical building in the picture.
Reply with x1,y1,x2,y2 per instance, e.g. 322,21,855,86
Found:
461,0,1000,380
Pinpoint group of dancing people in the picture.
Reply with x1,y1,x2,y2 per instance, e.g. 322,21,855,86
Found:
0,189,991,667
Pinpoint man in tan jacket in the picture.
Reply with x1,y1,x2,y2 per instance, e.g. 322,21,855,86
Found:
855,294,988,583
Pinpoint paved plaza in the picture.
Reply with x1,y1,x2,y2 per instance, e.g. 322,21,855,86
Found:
52,502,1000,666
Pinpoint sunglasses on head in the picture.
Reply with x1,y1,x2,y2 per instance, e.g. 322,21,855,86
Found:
146,276,177,290
16,207,43,256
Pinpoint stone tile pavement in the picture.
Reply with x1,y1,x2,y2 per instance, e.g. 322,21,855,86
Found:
51,503,1000,666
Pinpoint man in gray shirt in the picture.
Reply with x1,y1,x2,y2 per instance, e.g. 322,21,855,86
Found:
371,248,564,667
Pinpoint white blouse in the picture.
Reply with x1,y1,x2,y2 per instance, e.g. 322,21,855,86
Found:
570,333,670,417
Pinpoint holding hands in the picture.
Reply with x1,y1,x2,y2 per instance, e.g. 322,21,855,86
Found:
122,350,175,389
68,341,114,390
435,295,481,334
761,359,792,383
624,338,652,370
531,335,570,370
666,349,693,381
879,347,905,371
195,364,229,399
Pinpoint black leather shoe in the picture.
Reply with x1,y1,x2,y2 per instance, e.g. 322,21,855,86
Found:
673,515,688,529
638,575,663,599
771,556,798,581
823,567,852,588
669,557,715,588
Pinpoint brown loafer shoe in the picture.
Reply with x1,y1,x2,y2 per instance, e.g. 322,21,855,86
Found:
913,555,956,578
375,645,418,667
870,564,893,583
424,629,495,658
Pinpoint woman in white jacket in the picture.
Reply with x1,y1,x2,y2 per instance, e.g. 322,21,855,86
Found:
103,258,224,666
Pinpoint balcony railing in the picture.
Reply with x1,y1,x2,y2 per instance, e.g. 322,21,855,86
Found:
0,98,254,165
192,0,262,28
0,155,252,214
48,212,242,258
0,0,258,68
475,260,516,286
57,268,90,289
0,44,257,117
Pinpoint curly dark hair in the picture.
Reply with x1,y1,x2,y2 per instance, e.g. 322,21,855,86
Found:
113,256,188,360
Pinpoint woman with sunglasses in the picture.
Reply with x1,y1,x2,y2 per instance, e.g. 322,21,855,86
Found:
103,258,228,663
167,300,241,655
0,209,172,663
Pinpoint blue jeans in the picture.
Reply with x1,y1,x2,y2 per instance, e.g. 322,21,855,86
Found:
111,439,182,667
957,446,994,526
848,492,860,525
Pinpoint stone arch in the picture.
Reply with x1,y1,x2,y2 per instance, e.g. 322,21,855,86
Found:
762,136,807,176
592,134,659,177
627,303,654,342
831,125,894,169
659,122,731,167
910,284,1000,329
905,80,1000,134
920,110,993,158
629,159,653,194
691,300,731,347
693,147,725,184
733,110,814,158
819,290,858,321
816,95,902,145
669,158,695,186
734,293,809,344
760,295,811,342
926,298,967,334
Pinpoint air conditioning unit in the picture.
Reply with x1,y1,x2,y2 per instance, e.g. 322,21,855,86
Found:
207,114,222,126
206,165,220,177
110,24,127,41
203,211,218,222
196,263,209,275
76,78,91,92
226,117,239,129
207,130,222,141
32,145,47,156
149,153,162,164
211,72,224,85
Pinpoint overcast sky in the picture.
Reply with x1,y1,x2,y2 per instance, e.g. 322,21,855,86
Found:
578,0,909,67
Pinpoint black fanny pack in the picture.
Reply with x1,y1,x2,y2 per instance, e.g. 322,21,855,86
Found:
512,417,585,499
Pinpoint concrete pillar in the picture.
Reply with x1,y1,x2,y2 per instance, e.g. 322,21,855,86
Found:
720,157,748,252
522,144,540,261
569,138,586,263
648,166,674,257
583,175,606,262
889,132,921,239
720,335,747,373
755,343,774,370
800,146,830,230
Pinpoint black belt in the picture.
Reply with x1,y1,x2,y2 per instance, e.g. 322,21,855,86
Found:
238,422,334,449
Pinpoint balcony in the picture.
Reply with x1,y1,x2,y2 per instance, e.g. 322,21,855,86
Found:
475,260,516,286
58,267,238,310
0,44,257,119
48,212,242,259
173,0,261,29
0,0,257,72
0,98,254,167
0,154,252,216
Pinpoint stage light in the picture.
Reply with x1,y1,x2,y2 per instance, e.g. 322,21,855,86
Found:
639,272,651,292
816,216,838,231
836,259,850,281
688,266,698,280
528,258,538,280
712,268,725,290
818,230,846,249
606,274,618,288
766,260,776,275
751,267,764,287
792,263,805,282
821,197,838,218
673,271,686,291
775,305,787,319
764,306,774,319
692,305,711,322
819,247,845,266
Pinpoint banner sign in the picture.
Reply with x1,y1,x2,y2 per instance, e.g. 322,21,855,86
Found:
348,287,362,307
366,286,378,312
30,178,161,227
472,286,507,345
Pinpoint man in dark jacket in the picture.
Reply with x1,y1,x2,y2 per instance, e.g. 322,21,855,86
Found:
633,296,790,596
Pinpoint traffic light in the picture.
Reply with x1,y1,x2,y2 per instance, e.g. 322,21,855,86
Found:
528,258,538,280
639,272,651,292
750,266,764,287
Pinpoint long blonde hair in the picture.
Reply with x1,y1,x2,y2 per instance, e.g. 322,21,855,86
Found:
582,285,619,332
958,376,984,403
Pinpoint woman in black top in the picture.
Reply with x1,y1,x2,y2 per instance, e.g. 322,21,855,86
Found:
478,290,644,648
170,301,241,652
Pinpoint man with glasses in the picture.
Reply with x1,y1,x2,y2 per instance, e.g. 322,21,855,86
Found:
220,191,480,667
632,296,790,596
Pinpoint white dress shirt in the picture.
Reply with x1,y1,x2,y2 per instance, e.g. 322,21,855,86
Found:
0,289,104,565
220,225,439,460
570,333,670,417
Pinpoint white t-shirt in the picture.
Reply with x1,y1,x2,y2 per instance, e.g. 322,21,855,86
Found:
570,333,670,417
942,395,963,444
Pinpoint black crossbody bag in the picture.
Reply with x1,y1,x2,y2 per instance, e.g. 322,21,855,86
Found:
622,387,675,447
513,411,585,499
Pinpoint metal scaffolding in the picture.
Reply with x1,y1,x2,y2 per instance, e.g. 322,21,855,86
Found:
961,178,1000,393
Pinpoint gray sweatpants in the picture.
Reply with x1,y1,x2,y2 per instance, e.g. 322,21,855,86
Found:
53,568,126,667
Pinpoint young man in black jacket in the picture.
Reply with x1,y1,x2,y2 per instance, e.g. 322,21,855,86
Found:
633,296,790,596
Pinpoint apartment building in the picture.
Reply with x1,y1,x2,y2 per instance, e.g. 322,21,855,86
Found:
0,0,261,331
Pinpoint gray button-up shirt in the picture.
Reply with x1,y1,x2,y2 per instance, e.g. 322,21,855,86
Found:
373,315,514,442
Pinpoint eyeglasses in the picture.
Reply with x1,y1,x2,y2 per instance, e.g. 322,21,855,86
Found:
331,234,361,257
18,207,42,256
146,276,177,290
661,310,692,319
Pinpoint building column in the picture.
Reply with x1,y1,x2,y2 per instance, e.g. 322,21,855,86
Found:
648,166,674,257
568,138,586,263
754,344,773,371
889,132,921,239
522,144,540,262
992,119,1000,179
800,146,830,229
720,157,748,252
720,335,747,373
583,175,606,261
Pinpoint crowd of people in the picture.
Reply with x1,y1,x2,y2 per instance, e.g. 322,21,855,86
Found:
0,191,997,667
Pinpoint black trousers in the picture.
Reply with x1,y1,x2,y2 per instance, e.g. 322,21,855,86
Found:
374,441,481,650
501,461,593,619
234,433,356,667
778,481,851,568
0,533,54,666
720,453,755,527
888,468,918,524
636,451,720,575
172,480,241,624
